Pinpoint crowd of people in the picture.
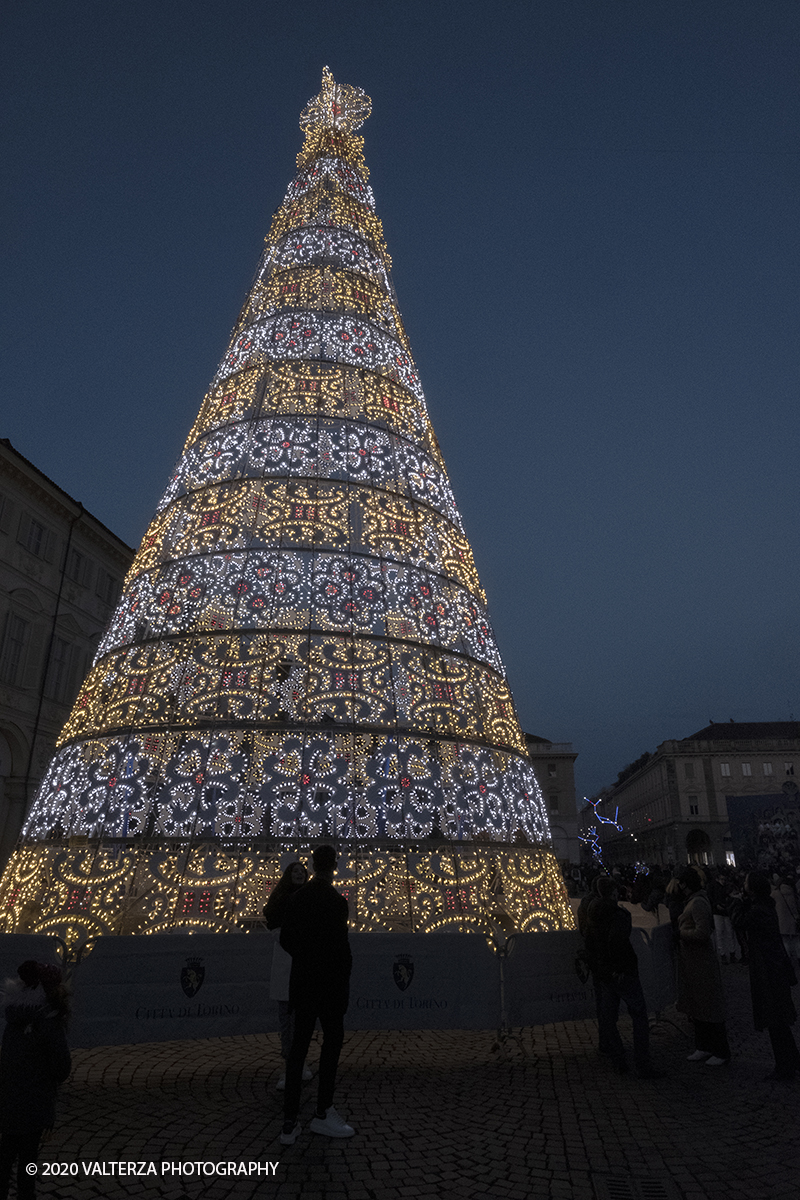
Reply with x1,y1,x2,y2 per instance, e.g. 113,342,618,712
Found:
567,858,800,1083
564,859,800,969
0,848,797,1193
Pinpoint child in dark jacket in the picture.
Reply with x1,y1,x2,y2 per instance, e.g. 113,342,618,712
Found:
0,961,71,1200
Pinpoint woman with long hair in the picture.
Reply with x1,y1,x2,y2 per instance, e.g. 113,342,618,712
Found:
265,860,311,1090
677,866,731,1066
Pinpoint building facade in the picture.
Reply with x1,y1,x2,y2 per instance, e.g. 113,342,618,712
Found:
0,439,133,866
525,734,579,864
585,722,800,867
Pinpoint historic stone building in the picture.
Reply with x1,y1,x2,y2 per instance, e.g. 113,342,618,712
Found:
525,734,578,864
0,439,134,866
585,722,800,867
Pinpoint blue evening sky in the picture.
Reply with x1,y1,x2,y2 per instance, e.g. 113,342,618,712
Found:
2,0,798,800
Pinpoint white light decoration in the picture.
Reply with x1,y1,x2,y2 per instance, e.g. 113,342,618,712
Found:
0,68,574,941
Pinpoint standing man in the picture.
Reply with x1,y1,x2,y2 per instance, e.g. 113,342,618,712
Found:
578,876,614,1057
584,876,666,1079
279,845,354,1143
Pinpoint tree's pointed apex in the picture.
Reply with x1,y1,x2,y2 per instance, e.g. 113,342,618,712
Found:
300,65,371,133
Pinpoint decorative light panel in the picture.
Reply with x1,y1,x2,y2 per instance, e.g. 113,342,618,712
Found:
1,68,572,942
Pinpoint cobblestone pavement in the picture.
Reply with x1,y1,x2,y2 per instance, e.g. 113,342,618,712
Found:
30,964,796,1200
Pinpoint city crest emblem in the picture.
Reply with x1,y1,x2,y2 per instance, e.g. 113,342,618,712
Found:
392,954,414,992
180,957,205,998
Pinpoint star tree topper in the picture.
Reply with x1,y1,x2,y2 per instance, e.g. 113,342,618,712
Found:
300,66,372,134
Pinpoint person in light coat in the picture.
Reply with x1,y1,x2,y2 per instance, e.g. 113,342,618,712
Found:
771,876,800,968
676,866,731,1066
264,860,312,1091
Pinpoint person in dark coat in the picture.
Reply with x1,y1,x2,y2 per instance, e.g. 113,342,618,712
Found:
0,961,71,1200
739,871,799,1080
578,876,614,1057
584,877,665,1079
279,845,354,1143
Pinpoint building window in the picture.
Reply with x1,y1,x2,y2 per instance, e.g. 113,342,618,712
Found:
725,851,736,866
785,763,795,777
684,762,695,780
763,763,773,776
16,512,54,560
547,763,557,777
66,548,92,587
0,492,13,533
0,614,29,685
720,762,730,777
548,794,559,813
741,763,752,777
688,796,699,816
96,570,119,606
25,518,45,556
45,637,80,705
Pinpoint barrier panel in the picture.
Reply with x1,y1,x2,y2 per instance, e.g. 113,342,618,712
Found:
69,934,273,1047
631,922,676,1013
504,931,596,1025
349,932,495,1029
0,925,677,1047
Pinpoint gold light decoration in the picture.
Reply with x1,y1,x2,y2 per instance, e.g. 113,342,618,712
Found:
299,66,372,134
0,841,573,939
0,69,574,943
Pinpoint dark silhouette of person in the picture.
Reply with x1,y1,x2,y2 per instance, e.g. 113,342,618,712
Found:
279,845,354,1142
584,876,665,1079
578,876,614,1056
738,871,800,1080
0,961,71,1199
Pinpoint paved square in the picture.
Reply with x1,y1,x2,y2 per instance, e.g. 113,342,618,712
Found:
31,965,797,1199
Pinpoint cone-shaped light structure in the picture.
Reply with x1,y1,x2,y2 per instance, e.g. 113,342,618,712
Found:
1,71,573,941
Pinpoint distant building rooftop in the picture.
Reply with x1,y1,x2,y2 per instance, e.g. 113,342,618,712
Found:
684,721,800,742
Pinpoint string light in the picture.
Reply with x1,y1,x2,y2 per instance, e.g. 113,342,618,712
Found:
578,797,624,865
0,68,574,943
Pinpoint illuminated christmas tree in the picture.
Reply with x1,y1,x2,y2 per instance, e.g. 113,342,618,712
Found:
1,70,572,941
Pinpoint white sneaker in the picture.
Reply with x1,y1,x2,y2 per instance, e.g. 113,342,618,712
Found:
686,1050,711,1062
309,1106,354,1138
279,1121,301,1145
275,1074,286,1091
302,1065,313,1081
704,1056,730,1066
